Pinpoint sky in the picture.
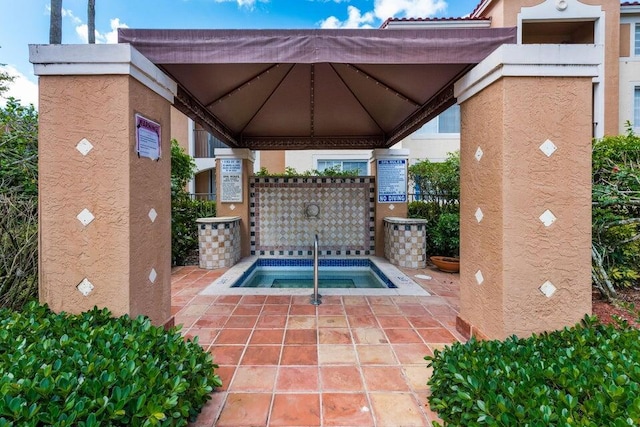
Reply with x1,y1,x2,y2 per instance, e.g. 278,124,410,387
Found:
0,0,480,108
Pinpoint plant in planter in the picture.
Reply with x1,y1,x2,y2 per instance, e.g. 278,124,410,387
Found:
430,212,460,272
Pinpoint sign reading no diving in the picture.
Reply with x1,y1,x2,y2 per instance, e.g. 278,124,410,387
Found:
377,159,407,203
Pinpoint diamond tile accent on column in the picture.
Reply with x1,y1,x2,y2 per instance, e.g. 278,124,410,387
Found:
229,204,236,211
475,147,484,161
389,204,395,211
539,281,557,298
77,278,94,296
539,210,557,227
77,208,95,226
148,208,157,223
75,138,94,156
539,139,557,157
475,208,484,223
149,268,157,284
475,270,484,285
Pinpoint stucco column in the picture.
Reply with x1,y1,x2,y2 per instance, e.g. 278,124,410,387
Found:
454,44,601,339
370,149,409,257
30,44,177,326
215,148,255,258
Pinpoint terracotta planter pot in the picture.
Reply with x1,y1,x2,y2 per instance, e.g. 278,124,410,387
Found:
430,256,460,273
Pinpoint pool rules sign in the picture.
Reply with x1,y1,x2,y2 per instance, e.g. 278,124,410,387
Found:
220,159,243,203
377,159,407,203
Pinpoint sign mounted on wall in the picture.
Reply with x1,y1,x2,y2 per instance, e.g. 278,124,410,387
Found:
377,159,407,203
220,158,243,203
135,114,161,160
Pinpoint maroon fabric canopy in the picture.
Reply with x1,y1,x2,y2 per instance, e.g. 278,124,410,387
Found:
119,28,516,150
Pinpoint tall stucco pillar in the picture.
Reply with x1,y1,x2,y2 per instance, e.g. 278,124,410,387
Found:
215,148,255,258
370,149,409,257
30,44,177,326
454,44,601,339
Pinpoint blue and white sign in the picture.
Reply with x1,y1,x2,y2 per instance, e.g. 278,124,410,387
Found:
220,159,243,203
377,159,407,203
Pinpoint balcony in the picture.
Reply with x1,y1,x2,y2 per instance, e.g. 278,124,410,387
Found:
194,129,228,172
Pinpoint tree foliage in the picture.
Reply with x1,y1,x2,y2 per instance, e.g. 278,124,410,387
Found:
592,126,640,299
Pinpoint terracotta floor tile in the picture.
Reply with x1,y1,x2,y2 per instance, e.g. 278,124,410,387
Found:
290,305,317,315
204,305,235,315
369,393,428,427
347,315,378,328
320,366,364,391
402,365,432,392
213,365,236,391
344,305,373,316
316,304,345,315
321,296,343,305
249,328,284,345
276,366,319,392
194,315,229,328
287,315,317,329
397,304,430,316
270,393,320,426
318,345,357,365
188,391,226,427
285,328,318,345
209,345,244,365
215,328,252,345
376,315,412,329
352,328,388,345
241,345,281,365
174,315,199,329
322,393,374,426
317,315,348,328
184,328,219,346
256,314,287,329
318,328,352,344
224,315,258,329
265,295,292,305
391,343,433,365
384,328,423,344
180,304,211,316
406,315,442,328
229,366,277,392
239,295,267,305
417,328,458,343
362,366,409,391
281,345,318,365
370,304,402,316
216,295,242,304
367,296,394,305
342,296,368,305
261,304,289,314
232,305,263,316
356,345,398,365
216,392,272,427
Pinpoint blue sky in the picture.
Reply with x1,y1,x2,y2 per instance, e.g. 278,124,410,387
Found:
0,0,479,107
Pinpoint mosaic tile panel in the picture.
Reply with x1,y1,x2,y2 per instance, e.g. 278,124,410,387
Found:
198,219,241,269
250,177,375,256
383,221,427,269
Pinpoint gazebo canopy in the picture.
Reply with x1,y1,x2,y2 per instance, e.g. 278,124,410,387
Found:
118,28,516,150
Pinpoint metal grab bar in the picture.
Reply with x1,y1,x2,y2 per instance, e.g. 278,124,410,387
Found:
310,234,322,306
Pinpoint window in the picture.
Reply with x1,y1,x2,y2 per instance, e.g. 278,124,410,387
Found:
635,87,640,131
412,104,460,137
636,24,640,56
317,160,368,175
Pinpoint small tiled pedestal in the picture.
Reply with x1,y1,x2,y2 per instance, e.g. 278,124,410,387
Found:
383,217,428,269
197,216,242,269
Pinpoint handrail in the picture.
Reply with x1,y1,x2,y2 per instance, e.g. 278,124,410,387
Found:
310,234,322,306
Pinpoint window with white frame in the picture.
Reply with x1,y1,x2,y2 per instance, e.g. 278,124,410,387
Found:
412,104,460,137
316,160,368,175
636,23,640,56
634,87,640,131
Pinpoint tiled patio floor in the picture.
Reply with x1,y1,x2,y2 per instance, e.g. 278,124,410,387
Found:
172,264,463,427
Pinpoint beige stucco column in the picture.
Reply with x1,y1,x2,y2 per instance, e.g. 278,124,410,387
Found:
215,148,255,258
370,149,409,257
454,44,601,339
30,44,177,326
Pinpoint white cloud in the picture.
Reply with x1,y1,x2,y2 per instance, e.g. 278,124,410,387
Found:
0,65,38,108
76,17,129,44
373,0,447,20
61,7,82,24
213,0,269,8
320,5,375,29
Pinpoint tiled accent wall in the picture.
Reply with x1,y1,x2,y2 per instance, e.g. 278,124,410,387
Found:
250,177,375,256
383,218,427,269
198,218,242,269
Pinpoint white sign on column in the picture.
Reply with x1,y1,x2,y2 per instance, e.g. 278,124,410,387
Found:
220,159,243,203
377,159,407,203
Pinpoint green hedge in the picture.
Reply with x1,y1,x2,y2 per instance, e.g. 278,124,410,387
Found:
0,303,221,426
172,198,216,266
427,317,640,426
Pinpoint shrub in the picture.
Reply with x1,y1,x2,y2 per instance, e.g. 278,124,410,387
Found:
432,212,460,258
427,316,640,426
0,303,221,426
172,198,216,266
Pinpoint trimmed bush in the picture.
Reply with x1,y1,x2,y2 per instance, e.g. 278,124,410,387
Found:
0,303,221,426
427,317,640,426
172,198,216,266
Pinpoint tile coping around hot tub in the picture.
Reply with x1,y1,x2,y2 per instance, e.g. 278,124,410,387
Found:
199,256,431,296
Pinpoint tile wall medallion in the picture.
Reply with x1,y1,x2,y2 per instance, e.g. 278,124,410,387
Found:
229,204,236,211
389,204,395,211
149,268,157,284
475,147,484,162
539,280,557,298
539,209,557,227
148,208,157,223
475,270,484,285
77,208,95,226
475,207,484,223
539,139,557,157
77,278,94,296
75,138,94,156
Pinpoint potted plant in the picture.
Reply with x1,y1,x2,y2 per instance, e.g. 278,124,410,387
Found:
430,212,460,273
